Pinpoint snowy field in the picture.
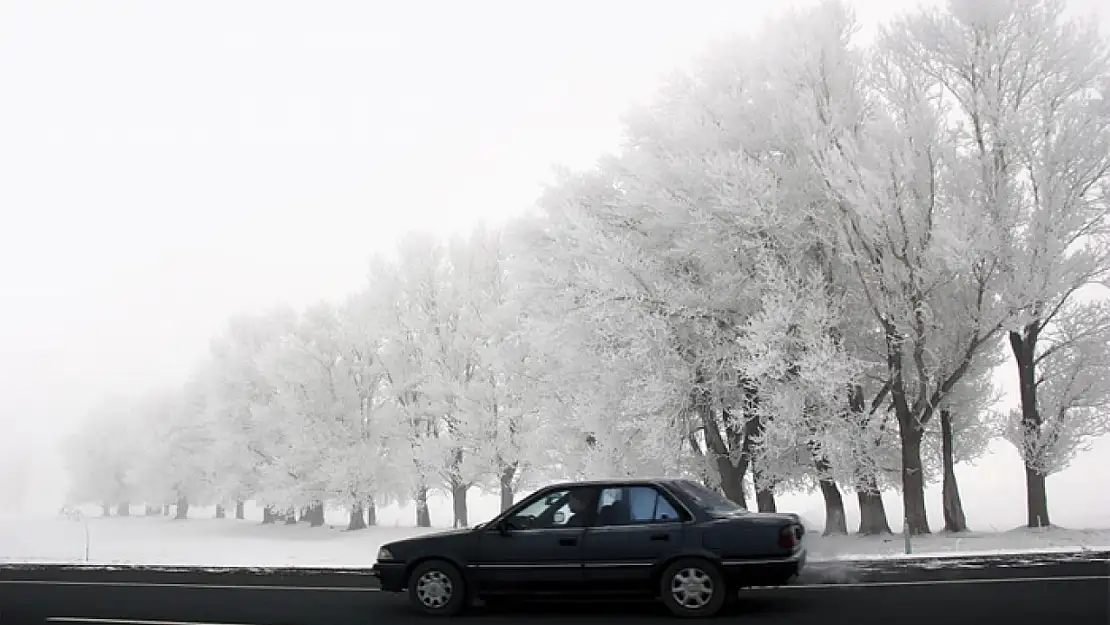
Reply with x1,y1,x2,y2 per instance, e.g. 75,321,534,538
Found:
3,513,1108,568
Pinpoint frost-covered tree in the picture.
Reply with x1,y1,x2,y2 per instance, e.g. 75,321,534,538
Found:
331,296,407,529
1002,299,1110,517
791,0,1011,535
62,397,145,516
206,307,299,523
513,11,862,522
885,0,1110,528
133,379,222,520
252,314,340,526
928,338,1005,532
0,444,30,514
360,235,454,527
507,171,713,486
359,227,544,527
448,225,550,512
824,279,901,535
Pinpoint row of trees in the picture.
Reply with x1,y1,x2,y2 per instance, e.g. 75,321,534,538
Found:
64,0,1110,535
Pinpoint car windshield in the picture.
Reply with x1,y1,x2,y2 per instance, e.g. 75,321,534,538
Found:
673,480,746,515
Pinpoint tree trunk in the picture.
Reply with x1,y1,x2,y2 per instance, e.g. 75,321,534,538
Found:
367,495,377,526
856,480,892,535
940,409,968,532
101,503,111,517
847,384,891,535
235,500,245,520
307,502,325,527
116,502,129,517
697,387,748,507
812,449,847,535
174,496,189,520
897,425,929,535
347,504,367,531
1025,465,1050,528
415,484,431,528
887,322,930,536
451,481,469,528
1010,328,1051,528
499,463,517,512
262,506,276,524
714,457,747,507
817,478,847,535
735,386,767,509
751,455,776,512
215,505,226,519
755,487,777,513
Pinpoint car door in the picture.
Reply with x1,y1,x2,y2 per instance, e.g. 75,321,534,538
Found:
580,485,687,594
471,486,596,595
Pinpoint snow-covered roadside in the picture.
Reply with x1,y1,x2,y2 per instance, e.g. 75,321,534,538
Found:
803,526,1110,561
2,516,1107,568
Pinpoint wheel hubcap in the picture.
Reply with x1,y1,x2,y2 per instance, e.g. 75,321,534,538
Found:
670,567,714,609
415,570,454,609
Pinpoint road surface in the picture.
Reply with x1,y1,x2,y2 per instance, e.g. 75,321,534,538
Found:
1,550,1107,624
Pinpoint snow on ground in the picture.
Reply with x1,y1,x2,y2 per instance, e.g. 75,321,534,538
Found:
803,525,1110,561
0,515,439,568
2,514,1108,568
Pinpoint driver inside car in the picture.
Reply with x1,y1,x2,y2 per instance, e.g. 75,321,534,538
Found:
561,490,591,527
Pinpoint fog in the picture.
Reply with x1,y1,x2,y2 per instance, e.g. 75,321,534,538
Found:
1,0,1108,531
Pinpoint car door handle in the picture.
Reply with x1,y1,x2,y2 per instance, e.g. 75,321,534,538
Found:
650,533,670,541
559,537,578,547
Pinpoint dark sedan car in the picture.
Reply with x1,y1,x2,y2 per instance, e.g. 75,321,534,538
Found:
371,478,806,618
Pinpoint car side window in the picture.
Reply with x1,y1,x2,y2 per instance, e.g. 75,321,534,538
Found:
594,486,683,526
506,487,593,530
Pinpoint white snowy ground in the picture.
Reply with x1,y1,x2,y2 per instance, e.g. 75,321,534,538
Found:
2,513,1108,568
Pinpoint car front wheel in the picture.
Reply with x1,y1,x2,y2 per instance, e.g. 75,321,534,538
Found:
407,559,467,617
659,558,728,618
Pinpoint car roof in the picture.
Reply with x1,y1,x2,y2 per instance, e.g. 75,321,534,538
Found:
541,477,687,490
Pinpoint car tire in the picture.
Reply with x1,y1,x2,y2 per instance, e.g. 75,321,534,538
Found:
659,557,728,619
407,559,467,617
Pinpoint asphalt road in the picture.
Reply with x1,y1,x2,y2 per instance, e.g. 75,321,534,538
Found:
0,550,1106,625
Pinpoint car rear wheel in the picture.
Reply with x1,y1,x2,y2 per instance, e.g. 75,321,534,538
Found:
659,558,728,618
407,559,467,617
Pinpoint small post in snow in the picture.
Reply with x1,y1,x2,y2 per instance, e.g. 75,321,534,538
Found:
903,511,912,555
64,506,91,562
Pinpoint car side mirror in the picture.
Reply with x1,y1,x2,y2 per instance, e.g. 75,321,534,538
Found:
496,519,511,536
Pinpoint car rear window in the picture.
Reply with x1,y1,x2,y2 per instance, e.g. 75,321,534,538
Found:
673,479,746,515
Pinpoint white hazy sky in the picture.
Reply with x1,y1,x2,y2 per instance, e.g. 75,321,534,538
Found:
1,0,1107,528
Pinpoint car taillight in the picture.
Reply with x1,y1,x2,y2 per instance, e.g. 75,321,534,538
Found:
778,525,798,549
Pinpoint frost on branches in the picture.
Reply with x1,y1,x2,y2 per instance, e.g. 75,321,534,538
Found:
789,0,1016,535
516,4,863,531
59,0,1110,537
362,227,547,528
62,397,144,517
888,0,1110,528
1004,300,1110,479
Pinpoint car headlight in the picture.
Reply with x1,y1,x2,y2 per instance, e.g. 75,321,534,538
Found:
376,547,394,561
